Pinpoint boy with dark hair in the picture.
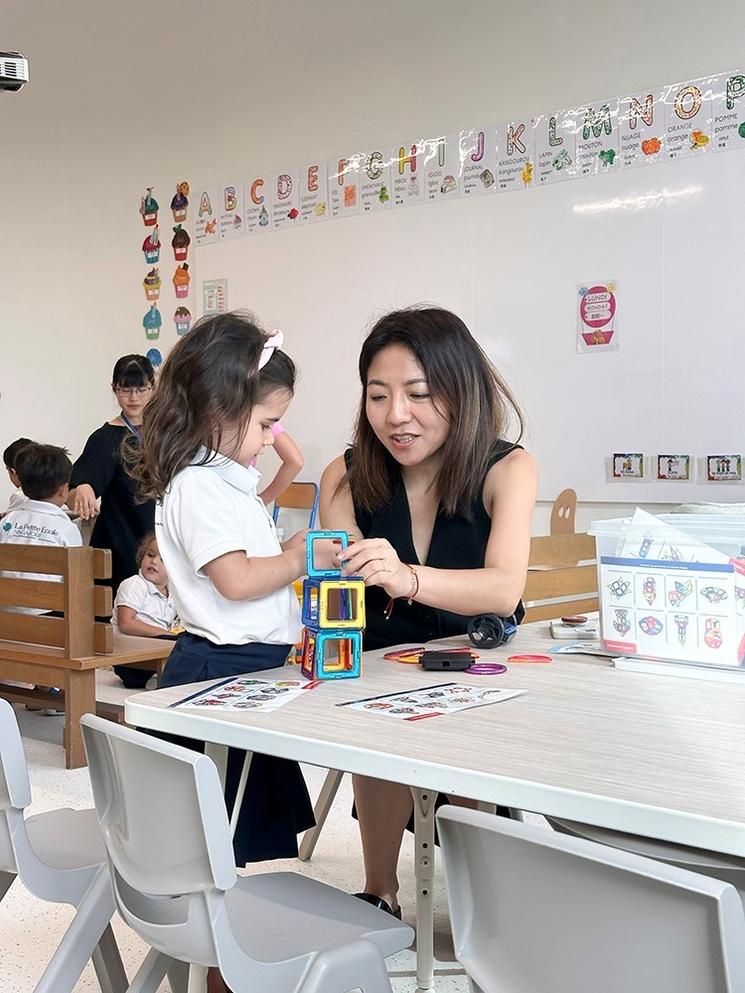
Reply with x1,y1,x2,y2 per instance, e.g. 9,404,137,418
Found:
1,444,81,712
2,436,34,513
1,443,82,593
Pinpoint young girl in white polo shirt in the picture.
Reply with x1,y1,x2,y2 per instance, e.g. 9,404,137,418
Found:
112,532,181,638
129,311,326,869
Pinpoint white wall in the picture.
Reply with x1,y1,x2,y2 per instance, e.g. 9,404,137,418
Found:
3,0,744,520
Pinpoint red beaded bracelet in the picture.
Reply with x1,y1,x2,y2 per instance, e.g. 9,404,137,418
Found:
384,564,419,620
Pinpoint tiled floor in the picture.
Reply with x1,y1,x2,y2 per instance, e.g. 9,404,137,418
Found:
0,704,470,992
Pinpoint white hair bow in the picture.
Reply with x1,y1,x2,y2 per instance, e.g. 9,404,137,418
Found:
258,328,284,370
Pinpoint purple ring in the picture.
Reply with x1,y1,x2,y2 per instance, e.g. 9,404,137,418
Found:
466,663,507,675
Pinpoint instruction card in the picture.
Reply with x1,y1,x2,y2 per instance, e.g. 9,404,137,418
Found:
338,683,524,721
172,676,319,712
599,509,745,667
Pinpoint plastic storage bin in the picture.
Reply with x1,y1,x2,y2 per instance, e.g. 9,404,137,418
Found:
589,514,745,669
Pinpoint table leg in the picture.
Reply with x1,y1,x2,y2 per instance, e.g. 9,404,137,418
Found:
187,964,208,993
298,769,345,862
65,670,96,769
411,787,436,992
230,752,253,837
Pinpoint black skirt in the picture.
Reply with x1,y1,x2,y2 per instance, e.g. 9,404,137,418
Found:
158,633,314,865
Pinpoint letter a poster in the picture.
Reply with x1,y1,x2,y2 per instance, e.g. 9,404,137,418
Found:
577,281,619,353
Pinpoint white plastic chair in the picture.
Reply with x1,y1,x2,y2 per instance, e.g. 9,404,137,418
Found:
547,816,745,900
0,698,128,993
80,713,414,993
437,806,745,993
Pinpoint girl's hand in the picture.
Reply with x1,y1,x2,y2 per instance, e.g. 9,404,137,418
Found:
72,483,99,520
338,537,412,598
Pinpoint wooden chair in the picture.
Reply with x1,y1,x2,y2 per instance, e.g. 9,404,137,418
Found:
549,488,577,535
523,532,598,621
0,545,173,768
272,481,319,530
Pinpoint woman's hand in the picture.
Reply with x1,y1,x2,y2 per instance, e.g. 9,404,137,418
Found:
72,483,99,520
338,537,412,598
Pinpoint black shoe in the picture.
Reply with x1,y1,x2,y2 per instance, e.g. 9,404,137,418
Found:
353,891,402,919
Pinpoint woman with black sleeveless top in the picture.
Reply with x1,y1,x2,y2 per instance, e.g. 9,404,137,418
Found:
68,355,157,687
320,307,537,918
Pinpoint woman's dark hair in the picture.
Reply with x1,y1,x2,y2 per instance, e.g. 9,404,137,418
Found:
127,311,295,501
112,354,156,389
344,307,524,517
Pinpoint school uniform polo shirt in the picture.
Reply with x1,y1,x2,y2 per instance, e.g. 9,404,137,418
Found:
5,490,27,513
112,572,179,632
0,499,82,613
155,450,302,647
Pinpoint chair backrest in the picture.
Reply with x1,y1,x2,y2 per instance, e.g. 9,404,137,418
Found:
81,715,235,898
550,488,577,535
0,545,114,656
0,698,32,813
272,481,319,529
0,698,31,875
523,532,598,621
437,807,745,993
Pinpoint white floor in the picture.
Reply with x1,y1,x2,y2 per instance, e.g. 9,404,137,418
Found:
0,704,471,992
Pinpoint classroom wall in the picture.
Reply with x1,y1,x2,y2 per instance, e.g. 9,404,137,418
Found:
3,0,745,522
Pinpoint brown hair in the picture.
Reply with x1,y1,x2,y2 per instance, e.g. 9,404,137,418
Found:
127,311,295,501
135,532,157,568
344,307,523,517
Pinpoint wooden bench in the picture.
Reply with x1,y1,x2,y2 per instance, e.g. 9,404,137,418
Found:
0,544,173,768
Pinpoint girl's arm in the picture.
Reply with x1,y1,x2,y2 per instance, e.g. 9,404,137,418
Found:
259,427,304,505
322,449,538,617
203,537,306,601
116,606,172,638
319,455,364,539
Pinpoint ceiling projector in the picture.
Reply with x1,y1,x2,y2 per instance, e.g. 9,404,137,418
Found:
0,52,29,92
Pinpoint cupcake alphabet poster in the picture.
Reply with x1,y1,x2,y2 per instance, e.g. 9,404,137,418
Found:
140,187,159,226
171,181,189,222
138,180,195,345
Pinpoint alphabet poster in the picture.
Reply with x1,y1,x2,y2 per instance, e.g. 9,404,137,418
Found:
269,171,301,231
194,187,219,245
218,181,244,240
189,69,745,247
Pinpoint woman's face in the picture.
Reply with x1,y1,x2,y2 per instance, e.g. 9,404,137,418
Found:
113,382,153,422
365,344,450,469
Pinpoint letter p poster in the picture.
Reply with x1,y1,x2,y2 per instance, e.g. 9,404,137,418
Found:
577,280,619,353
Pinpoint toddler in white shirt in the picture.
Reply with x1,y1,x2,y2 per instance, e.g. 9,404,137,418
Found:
113,532,181,637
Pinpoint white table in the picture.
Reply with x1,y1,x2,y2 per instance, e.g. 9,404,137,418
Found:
126,625,745,990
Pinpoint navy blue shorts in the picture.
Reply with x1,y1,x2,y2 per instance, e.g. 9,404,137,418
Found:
156,633,314,865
